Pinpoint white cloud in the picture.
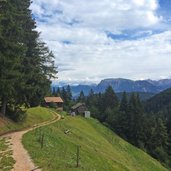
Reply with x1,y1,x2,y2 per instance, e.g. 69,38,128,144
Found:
32,0,161,31
45,30,171,83
30,0,171,84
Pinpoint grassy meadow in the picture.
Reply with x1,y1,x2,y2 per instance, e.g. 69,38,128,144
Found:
23,114,168,171
0,107,55,135
0,107,55,171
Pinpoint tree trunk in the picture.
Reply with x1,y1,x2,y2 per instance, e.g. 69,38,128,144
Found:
1,97,7,116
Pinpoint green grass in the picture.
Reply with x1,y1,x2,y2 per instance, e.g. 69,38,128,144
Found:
0,107,55,135
0,107,55,171
0,137,15,171
0,138,8,151
23,115,168,171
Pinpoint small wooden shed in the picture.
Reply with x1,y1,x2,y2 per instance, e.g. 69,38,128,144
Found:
71,103,87,115
44,97,64,111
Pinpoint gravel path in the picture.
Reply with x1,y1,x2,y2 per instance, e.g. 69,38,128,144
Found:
1,112,61,171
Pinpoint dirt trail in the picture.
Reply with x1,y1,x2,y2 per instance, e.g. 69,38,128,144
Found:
1,112,61,171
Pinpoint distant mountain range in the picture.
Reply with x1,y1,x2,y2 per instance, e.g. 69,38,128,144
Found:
52,78,171,98
96,78,171,93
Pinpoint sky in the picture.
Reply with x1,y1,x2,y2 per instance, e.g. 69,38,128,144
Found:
31,0,171,85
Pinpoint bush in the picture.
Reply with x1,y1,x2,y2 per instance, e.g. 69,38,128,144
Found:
7,107,27,122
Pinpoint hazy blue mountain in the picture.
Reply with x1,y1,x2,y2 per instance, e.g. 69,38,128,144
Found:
52,78,171,98
95,78,171,93
96,78,134,93
96,78,158,93
69,85,96,97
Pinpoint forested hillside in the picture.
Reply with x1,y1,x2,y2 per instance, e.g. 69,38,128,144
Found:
145,87,171,168
0,0,56,116
54,86,171,169
145,88,171,114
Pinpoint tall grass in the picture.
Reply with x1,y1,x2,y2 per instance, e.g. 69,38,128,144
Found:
0,107,55,135
23,115,168,171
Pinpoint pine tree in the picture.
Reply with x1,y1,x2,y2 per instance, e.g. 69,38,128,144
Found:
119,92,129,112
91,93,104,121
116,92,130,138
127,93,145,147
15,0,57,107
56,88,61,96
150,118,168,149
147,118,169,164
0,0,57,115
0,0,26,115
86,89,95,107
66,85,72,101
97,86,119,122
61,87,67,102
103,86,119,111
77,91,85,103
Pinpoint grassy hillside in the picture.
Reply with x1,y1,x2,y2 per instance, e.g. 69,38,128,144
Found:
0,107,54,135
23,114,168,171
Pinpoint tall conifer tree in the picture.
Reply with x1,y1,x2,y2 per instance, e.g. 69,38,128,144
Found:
0,0,26,115
0,0,57,114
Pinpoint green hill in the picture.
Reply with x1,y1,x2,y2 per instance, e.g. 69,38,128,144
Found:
0,107,54,135
23,114,168,171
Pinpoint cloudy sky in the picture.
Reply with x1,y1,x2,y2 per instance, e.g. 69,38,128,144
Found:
31,0,171,84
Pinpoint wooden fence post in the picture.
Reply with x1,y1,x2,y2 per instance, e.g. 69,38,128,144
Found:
76,145,81,167
41,133,44,149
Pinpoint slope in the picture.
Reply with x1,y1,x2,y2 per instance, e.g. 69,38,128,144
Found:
0,107,54,135
23,114,168,171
